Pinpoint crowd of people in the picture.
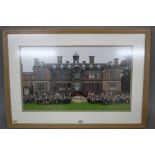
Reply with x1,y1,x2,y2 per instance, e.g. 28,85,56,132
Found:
87,92,130,104
23,92,72,104
23,91,130,105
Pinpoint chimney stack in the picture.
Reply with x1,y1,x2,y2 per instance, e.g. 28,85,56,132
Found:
114,58,119,66
34,58,39,66
89,56,95,64
57,56,63,64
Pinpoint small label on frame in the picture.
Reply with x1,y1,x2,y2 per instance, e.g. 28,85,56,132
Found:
78,120,83,124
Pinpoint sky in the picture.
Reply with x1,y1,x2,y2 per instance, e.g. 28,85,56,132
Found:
20,46,132,72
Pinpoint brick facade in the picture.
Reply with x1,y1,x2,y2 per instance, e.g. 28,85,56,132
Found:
22,54,122,96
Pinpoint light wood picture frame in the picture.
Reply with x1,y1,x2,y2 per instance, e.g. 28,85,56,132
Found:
3,27,151,128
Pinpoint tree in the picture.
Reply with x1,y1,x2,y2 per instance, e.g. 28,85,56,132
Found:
119,57,132,93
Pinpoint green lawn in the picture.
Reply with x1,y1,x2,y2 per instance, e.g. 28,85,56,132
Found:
23,102,130,111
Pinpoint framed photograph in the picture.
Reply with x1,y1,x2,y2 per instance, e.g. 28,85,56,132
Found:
3,28,150,128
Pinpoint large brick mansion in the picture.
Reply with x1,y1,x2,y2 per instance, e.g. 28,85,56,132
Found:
22,52,121,96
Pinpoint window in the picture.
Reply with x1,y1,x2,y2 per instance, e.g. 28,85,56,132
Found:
110,71,116,80
90,64,93,69
89,72,95,79
68,65,71,69
109,82,116,91
38,82,44,92
61,70,65,80
60,64,64,69
82,64,85,70
97,64,100,69
74,82,80,90
74,73,80,79
53,65,56,69
96,72,101,79
38,71,44,80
